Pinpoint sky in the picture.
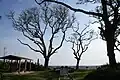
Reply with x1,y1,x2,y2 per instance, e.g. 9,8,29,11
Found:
0,0,120,66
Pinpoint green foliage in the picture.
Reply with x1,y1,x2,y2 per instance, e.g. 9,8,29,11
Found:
31,64,46,71
0,61,4,69
69,70,92,80
0,60,9,72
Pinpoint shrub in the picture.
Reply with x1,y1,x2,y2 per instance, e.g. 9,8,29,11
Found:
84,63,120,80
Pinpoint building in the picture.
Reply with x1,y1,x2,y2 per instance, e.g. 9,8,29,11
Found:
0,55,32,73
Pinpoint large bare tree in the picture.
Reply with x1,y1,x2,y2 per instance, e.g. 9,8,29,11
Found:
66,23,97,69
91,13,120,53
35,0,120,67
8,3,74,68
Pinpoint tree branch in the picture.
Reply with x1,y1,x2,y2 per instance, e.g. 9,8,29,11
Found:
18,39,43,53
35,0,102,17
49,32,65,56
48,33,55,54
72,42,78,59
114,44,120,52
22,31,44,53
106,0,115,10
101,0,111,26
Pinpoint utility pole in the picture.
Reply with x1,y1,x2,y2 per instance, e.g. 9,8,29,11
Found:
3,47,7,56
3,47,7,69
3,47,7,62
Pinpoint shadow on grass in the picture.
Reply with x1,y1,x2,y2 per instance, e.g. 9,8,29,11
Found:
84,63,120,80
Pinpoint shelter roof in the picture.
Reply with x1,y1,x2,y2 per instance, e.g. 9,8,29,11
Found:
0,55,32,60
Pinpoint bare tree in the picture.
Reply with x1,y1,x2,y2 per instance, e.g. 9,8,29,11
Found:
35,0,120,67
66,23,97,69
91,14,120,53
8,3,75,68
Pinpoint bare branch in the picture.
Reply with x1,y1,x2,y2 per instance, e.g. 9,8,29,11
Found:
49,32,66,56
114,44,120,52
18,39,43,53
80,24,89,35
35,0,45,5
72,42,78,59
101,0,111,26
22,31,44,52
35,0,102,17
106,0,115,10
48,33,55,54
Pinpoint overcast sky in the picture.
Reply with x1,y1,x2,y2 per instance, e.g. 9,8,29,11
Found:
0,0,120,66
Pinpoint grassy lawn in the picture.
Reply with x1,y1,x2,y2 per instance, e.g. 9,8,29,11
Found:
69,70,92,80
1,70,92,80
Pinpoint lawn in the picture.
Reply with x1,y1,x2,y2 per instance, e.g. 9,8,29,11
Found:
1,70,92,80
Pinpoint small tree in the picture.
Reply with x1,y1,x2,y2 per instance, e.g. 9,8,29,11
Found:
8,3,74,68
66,23,97,69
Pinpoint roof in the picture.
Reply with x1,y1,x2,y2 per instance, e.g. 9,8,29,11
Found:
0,55,32,60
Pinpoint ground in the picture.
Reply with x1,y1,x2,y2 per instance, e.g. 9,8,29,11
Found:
1,70,92,80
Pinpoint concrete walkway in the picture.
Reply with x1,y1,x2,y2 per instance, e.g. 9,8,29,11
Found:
3,71,35,75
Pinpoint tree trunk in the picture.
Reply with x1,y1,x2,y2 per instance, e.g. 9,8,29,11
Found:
44,57,49,68
105,27,116,67
106,38,116,67
76,59,80,70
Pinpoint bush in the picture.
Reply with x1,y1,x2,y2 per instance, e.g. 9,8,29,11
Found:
84,63,120,80
0,60,9,72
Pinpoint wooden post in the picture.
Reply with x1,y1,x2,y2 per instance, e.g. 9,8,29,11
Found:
16,60,19,70
18,60,21,73
3,59,5,69
24,59,27,72
10,60,13,72
29,60,31,71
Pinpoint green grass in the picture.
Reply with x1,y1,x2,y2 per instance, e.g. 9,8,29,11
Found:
2,71,58,80
1,70,91,80
69,70,92,80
